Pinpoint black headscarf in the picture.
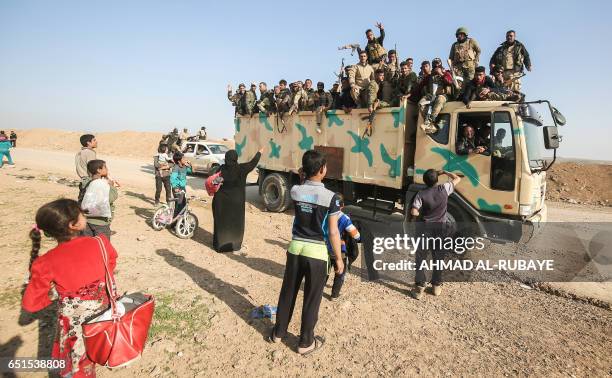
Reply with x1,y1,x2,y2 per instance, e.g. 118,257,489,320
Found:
220,149,240,183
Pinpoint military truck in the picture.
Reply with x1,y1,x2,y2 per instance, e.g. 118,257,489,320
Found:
234,99,565,243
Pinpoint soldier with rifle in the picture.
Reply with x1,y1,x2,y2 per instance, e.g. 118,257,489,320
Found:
490,30,532,92
363,68,394,137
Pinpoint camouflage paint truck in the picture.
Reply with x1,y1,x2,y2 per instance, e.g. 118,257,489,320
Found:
234,99,565,242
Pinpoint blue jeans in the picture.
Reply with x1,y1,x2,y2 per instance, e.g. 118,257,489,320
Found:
0,151,13,167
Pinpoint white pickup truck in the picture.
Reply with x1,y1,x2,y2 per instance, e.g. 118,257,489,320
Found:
181,141,229,175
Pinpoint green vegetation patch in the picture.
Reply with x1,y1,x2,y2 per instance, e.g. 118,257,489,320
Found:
149,292,213,340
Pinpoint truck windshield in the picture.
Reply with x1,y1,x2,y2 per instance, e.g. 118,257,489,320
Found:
523,119,546,169
207,144,229,154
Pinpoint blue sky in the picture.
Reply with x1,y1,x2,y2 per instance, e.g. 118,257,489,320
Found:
1,0,610,160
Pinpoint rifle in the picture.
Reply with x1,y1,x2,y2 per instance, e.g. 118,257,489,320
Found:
338,44,360,56
446,58,460,90
503,73,526,86
333,58,345,84
394,43,399,74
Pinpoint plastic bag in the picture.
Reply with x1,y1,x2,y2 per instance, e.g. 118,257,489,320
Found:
81,179,112,218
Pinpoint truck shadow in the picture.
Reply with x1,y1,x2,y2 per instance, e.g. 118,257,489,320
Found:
156,249,272,340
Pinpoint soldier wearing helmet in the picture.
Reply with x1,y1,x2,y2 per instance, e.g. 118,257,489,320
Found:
448,26,481,83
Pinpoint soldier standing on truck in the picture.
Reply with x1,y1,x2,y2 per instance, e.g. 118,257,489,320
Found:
359,22,386,68
489,30,531,92
410,169,462,300
275,80,291,114
198,127,207,141
449,26,481,82
348,50,375,107
246,83,258,116
314,82,333,134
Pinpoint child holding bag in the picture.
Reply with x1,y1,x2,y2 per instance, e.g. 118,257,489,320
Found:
22,199,118,378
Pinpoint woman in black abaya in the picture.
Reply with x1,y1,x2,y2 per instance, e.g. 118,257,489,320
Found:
212,148,263,252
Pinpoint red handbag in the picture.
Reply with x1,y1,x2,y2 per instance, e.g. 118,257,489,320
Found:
82,237,155,368
205,171,223,196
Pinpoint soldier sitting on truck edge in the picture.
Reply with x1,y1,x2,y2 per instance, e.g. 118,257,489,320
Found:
421,62,455,134
348,50,375,108
456,124,487,155
410,169,462,300
314,82,333,134
257,82,276,114
395,60,418,105
303,79,316,111
491,66,524,102
337,77,357,113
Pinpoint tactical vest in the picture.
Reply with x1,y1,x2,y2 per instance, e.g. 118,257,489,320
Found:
453,39,476,63
367,41,387,64
501,44,524,71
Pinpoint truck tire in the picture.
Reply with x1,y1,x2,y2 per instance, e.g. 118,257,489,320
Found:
261,173,292,212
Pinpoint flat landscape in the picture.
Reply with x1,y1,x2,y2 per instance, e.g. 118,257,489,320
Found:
0,130,610,377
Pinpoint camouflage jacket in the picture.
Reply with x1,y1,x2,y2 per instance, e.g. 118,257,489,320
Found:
359,29,386,65
228,90,248,115
275,88,291,112
449,38,481,66
489,40,531,72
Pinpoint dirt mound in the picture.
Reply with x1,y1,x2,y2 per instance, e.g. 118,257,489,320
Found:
13,128,233,159
546,162,612,206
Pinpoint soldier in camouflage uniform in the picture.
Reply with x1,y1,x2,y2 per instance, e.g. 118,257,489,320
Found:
303,79,316,111
313,82,333,134
348,50,375,108
462,66,517,107
275,80,291,114
359,22,386,68
394,60,418,105
489,30,532,92
491,66,524,102
421,64,455,133
245,83,258,116
383,49,400,83
330,83,341,110
449,27,481,82
289,81,308,114
367,69,393,112
257,82,276,114
227,83,249,116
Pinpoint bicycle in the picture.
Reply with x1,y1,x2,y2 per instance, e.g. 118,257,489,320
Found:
151,191,199,239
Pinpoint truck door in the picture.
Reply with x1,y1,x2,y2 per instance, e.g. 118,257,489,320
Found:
451,110,519,216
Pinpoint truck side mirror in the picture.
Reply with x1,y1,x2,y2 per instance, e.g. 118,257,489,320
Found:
544,126,560,149
552,107,566,126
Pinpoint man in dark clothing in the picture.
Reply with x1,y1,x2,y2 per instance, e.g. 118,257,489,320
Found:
313,82,333,133
410,169,461,299
462,66,498,107
490,30,531,92
360,22,386,67
9,131,17,147
336,77,357,112
270,150,343,355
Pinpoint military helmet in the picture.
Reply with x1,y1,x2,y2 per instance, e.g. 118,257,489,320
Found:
456,27,468,35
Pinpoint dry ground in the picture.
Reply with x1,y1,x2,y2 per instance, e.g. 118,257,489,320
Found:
0,150,611,377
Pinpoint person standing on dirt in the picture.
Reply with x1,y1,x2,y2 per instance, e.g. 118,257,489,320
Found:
154,144,173,206
75,134,97,191
212,147,263,252
0,132,15,167
268,150,343,355
409,169,461,300
9,131,17,147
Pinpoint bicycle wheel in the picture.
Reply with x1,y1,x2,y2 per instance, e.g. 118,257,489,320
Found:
175,212,198,239
151,206,171,231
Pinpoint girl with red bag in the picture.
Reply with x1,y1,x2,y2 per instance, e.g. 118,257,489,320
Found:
22,199,118,378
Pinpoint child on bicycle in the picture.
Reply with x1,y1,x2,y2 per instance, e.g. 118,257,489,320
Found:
170,152,192,217
326,193,360,300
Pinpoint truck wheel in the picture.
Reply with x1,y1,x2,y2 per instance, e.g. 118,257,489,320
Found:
261,173,292,212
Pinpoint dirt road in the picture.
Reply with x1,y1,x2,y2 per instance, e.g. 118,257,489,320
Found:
1,149,611,377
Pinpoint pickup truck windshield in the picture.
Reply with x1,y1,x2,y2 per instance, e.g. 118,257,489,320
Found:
207,144,229,154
